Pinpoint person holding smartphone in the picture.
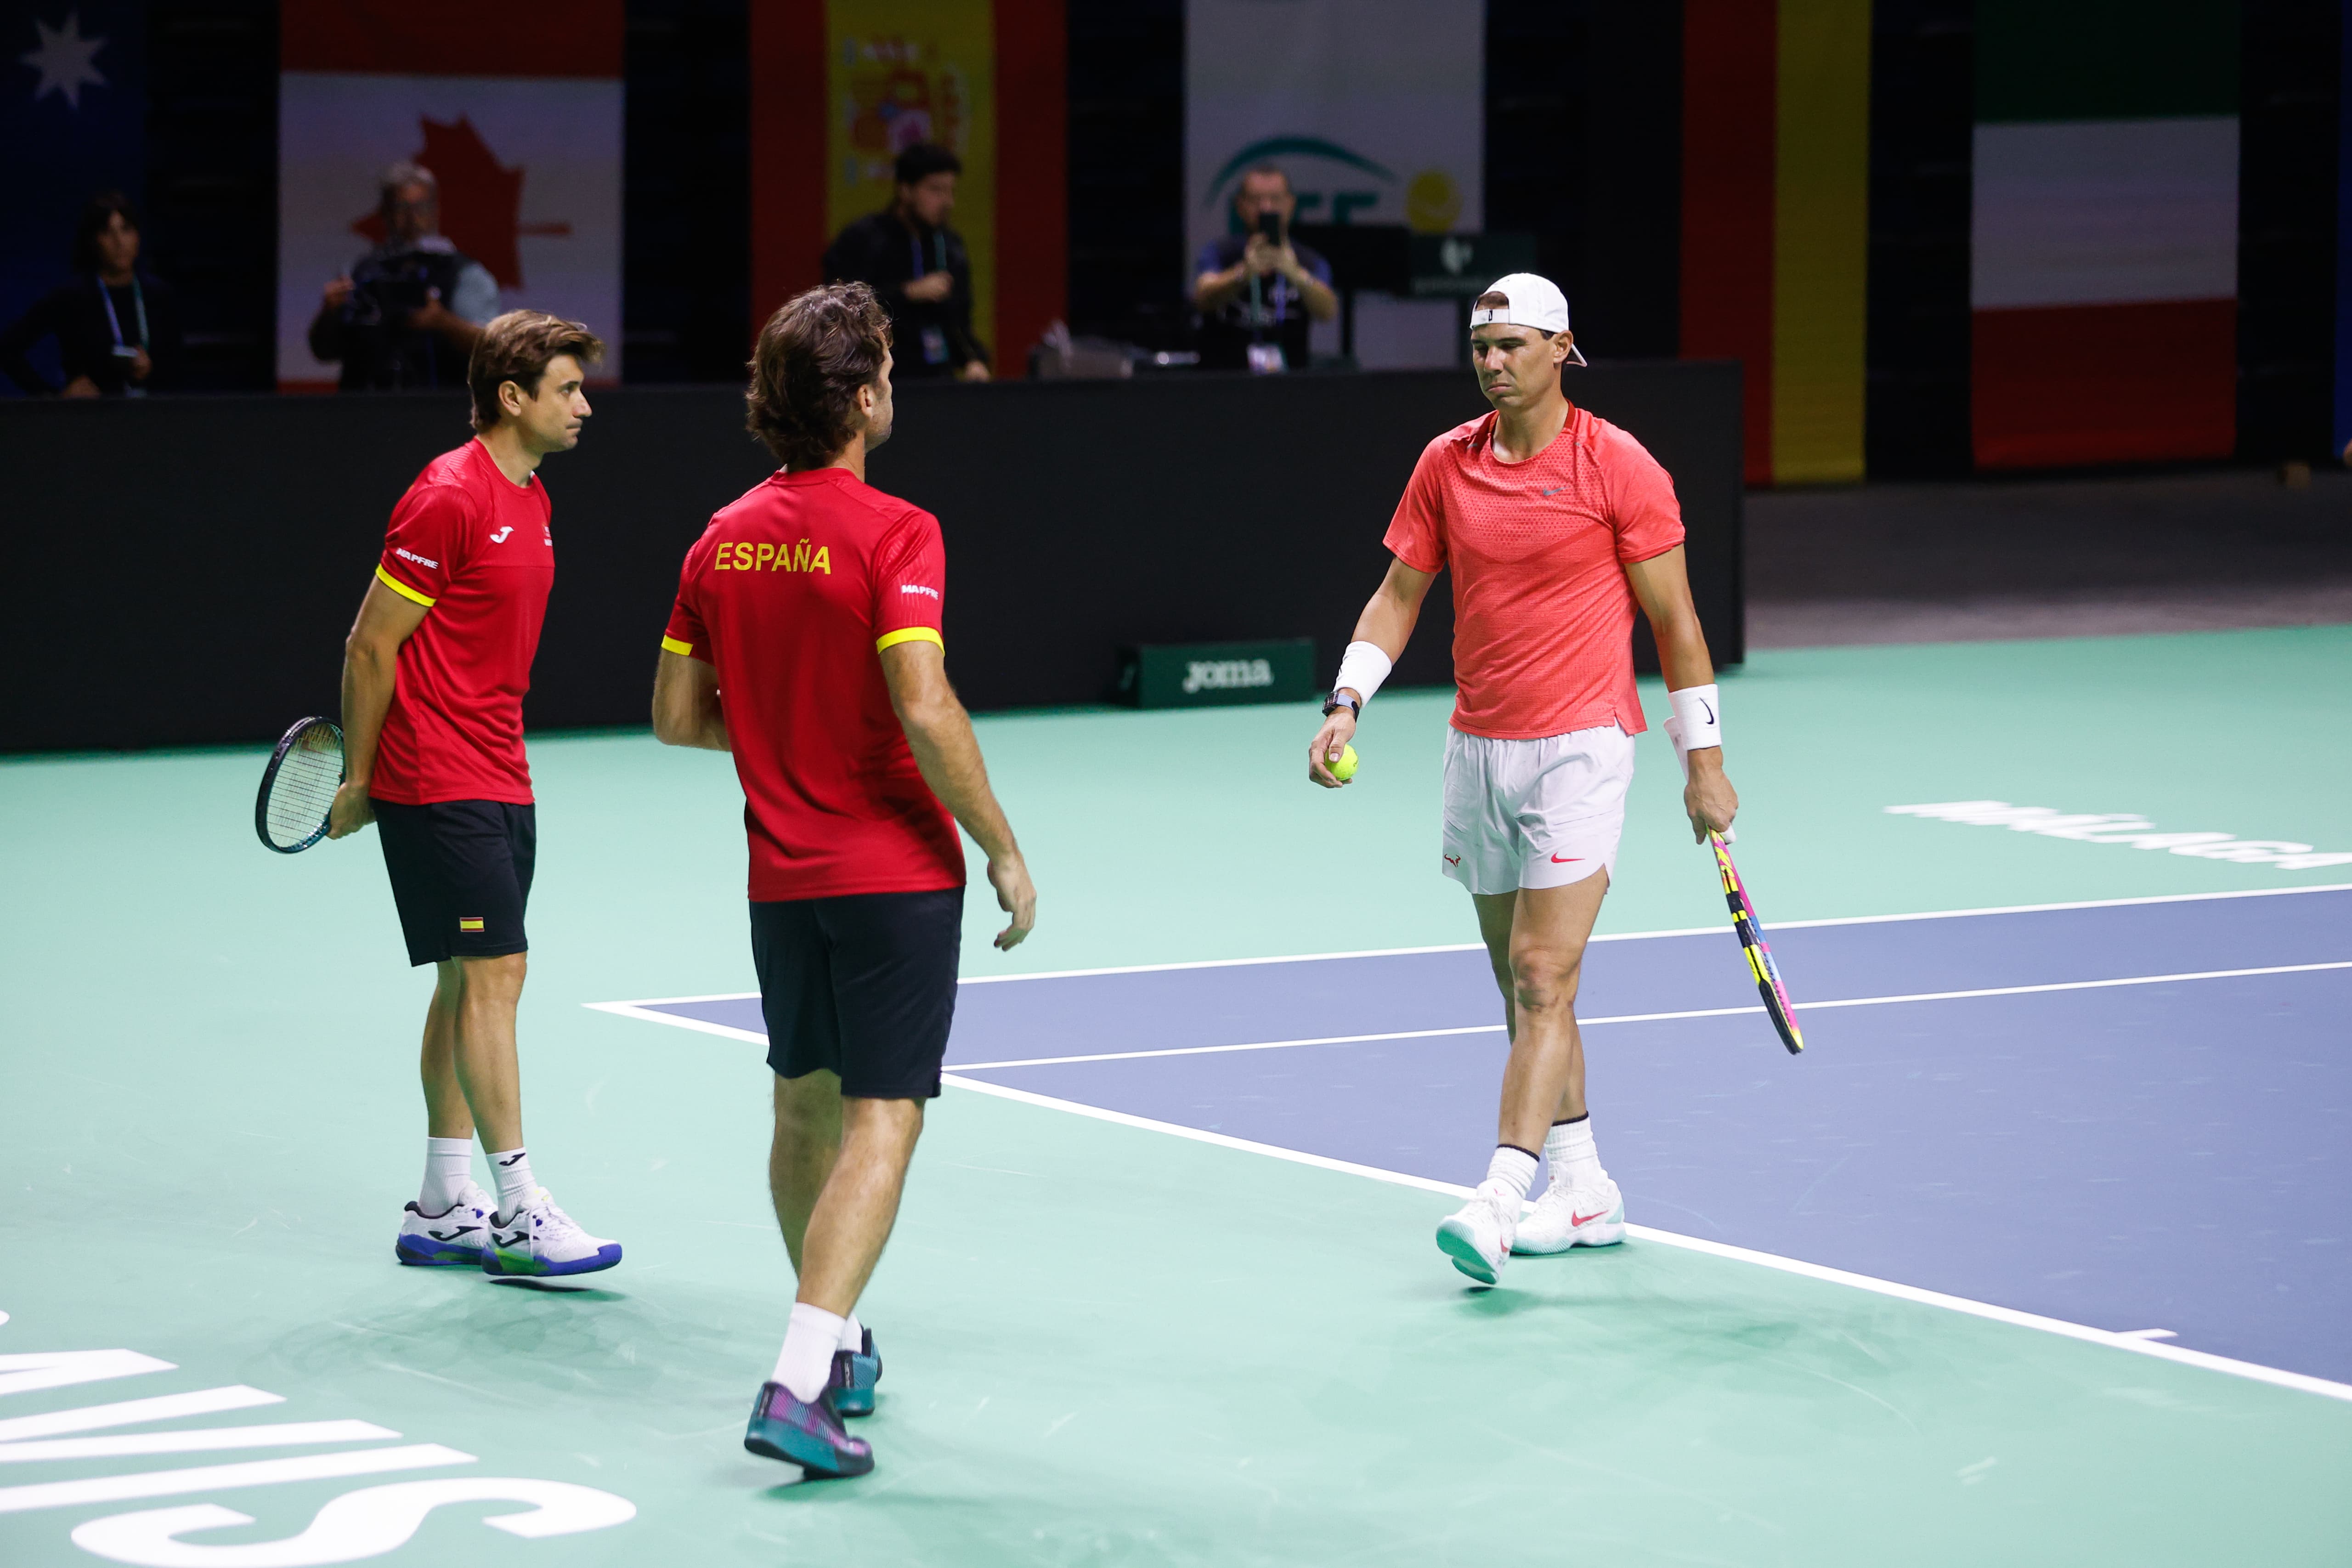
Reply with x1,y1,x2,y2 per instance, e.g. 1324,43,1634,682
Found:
1192,164,1338,374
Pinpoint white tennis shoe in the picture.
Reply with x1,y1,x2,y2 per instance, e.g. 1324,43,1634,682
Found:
483,1189,622,1278
1513,1177,1626,1254
1434,1181,1519,1285
395,1182,495,1267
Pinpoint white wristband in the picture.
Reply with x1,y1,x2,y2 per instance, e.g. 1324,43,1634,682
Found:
1668,684,1721,753
1334,640,1393,706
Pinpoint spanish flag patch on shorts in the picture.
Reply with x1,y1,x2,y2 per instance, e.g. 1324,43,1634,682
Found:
457,917,485,933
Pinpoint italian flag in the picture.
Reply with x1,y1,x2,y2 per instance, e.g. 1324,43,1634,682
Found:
1970,2,2240,469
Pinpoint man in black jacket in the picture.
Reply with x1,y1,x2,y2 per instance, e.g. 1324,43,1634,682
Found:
307,162,501,392
822,144,990,383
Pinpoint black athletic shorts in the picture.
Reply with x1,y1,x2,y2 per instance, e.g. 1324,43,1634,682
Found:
373,799,536,968
750,887,964,1100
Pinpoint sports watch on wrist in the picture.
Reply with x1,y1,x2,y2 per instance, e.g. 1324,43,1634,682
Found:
1322,690,1361,719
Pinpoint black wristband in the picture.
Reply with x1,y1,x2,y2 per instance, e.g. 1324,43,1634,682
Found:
1322,690,1360,719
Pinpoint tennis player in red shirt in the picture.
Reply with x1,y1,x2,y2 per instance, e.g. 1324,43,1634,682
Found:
1305,274,1741,1286
651,283,1035,1479
326,311,622,1280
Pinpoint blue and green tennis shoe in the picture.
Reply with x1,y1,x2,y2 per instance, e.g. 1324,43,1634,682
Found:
394,1183,495,1267
481,1189,622,1278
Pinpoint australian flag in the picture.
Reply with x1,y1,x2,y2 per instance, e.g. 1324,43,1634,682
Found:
2,2,146,395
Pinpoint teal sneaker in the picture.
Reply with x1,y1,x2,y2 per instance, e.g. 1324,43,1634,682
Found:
824,1329,882,1417
745,1380,873,1477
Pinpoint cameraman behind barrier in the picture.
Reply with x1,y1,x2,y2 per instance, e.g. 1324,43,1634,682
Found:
1192,165,1336,374
307,161,501,392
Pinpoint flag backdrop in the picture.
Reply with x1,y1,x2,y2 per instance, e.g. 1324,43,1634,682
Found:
1970,0,2241,469
750,0,1062,376
3,1,145,396
276,2,625,390
1680,0,1873,487
825,0,998,368
1184,0,1484,264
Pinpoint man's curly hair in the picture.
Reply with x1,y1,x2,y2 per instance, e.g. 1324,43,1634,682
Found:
745,283,894,469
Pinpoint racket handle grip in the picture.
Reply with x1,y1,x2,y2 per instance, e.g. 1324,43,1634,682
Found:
1663,717,1735,843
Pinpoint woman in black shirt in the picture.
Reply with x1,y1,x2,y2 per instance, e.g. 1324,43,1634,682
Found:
1,192,182,397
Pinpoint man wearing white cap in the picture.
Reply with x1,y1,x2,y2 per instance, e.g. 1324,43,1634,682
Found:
1303,272,1740,1286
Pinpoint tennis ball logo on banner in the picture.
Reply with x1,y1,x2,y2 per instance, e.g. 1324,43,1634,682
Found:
1202,136,1461,236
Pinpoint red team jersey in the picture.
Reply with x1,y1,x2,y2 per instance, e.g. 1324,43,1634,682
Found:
662,467,965,902
1384,407,1685,740
369,439,555,804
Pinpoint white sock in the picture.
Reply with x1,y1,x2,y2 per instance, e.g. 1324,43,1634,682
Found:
1483,1145,1539,1205
838,1313,865,1354
774,1302,847,1403
419,1137,474,1213
1545,1116,1604,1189
488,1148,536,1220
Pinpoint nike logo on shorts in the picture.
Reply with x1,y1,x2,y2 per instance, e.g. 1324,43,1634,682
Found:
1551,854,1582,864
1444,854,1461,866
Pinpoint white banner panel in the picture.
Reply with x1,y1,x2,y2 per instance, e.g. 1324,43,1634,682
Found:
1186,0,1483,271
1972,117,2238,311
278,73,622,386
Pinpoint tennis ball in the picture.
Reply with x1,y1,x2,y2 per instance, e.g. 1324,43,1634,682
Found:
1329,744,1359,782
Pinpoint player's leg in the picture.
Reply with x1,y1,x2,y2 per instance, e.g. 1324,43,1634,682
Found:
379,803,494,1267
770,1068,844,1273
396,962,495,1265
1510,726,1636,1255
747,888,959,1476
429,803,616,1278
1435,733,1547,1282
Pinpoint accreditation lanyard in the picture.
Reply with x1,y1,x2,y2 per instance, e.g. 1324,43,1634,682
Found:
908,230,947,280
1245,265,1289,335
98,275,149,354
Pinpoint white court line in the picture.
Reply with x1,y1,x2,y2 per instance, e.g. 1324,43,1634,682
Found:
940,1073,2352,1406
879,960,2352,1074
587,881,2352,1010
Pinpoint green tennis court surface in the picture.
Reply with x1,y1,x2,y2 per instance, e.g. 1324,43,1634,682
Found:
5,627,2349,1565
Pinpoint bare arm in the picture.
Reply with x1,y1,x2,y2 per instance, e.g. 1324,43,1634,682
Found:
1193,263,1251,314
328,578,430,838
1306,556,1436,787
651,649,730,751
880,640,1035,950
1623,545,1738,841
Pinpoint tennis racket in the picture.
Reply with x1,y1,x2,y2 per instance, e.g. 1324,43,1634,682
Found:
1709,832,1804,1054
255,716,345,854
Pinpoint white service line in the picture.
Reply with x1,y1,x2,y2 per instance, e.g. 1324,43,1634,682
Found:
941,1073,2352,1405
941,959,2352,1072
587,880,2352,1011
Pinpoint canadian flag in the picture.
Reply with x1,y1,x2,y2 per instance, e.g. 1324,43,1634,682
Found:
275,2,623,389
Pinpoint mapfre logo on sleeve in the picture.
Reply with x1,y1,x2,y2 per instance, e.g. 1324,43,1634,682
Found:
899,584,939,599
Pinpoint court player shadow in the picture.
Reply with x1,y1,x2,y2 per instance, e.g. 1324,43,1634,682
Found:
486,1277,628,1300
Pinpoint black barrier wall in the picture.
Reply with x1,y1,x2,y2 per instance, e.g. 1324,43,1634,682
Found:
0,366,1741,752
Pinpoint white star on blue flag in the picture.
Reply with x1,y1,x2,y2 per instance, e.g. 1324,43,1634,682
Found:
21,10,108,110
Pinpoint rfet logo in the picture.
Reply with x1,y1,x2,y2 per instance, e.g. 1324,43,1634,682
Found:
351,116,571,288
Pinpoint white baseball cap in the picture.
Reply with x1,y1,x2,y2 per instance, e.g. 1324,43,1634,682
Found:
1469,272,1588,365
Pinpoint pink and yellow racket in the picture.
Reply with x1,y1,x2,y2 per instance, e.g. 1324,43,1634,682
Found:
1708,832,1804,1053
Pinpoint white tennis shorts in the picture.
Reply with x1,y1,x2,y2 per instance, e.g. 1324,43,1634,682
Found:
1441,724,1635,895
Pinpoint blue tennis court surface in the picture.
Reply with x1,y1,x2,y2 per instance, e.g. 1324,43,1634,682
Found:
599,886,2352,1388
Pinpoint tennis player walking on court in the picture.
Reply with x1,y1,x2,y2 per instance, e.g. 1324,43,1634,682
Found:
651,282,1035,1479
1305,274,1738,1285
328,311,623,1280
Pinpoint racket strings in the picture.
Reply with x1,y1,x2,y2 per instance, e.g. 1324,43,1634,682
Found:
264,725,344,849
